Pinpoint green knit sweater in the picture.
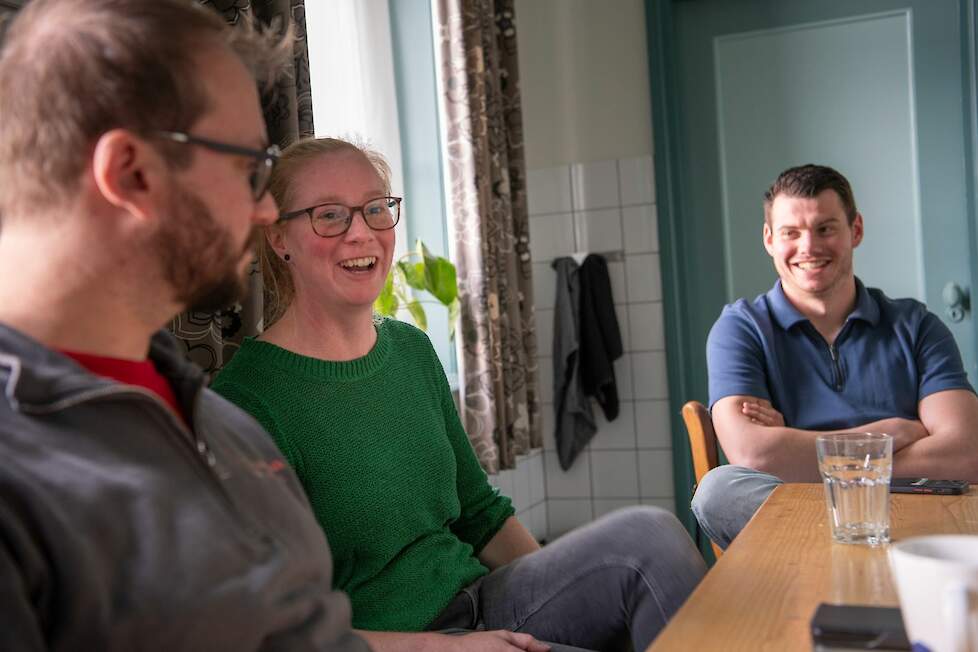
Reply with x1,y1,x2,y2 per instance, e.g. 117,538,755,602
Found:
211,319,514,632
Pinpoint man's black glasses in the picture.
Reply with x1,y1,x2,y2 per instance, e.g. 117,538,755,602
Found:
155,131,281,201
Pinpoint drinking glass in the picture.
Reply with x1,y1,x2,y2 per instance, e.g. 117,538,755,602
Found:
815,432,893,545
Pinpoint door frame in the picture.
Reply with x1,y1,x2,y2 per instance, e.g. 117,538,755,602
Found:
644,0,978,554
643,0,701,547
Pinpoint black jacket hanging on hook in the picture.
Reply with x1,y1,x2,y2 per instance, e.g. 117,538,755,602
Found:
579,254,623,421
551,254,623,471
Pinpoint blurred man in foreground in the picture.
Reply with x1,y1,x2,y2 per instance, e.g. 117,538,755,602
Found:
0,1,368,649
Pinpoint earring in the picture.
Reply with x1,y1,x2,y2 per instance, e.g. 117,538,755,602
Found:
284,254,291,262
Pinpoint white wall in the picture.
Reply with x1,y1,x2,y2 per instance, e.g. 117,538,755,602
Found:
513,0,676,540
515,0,654,169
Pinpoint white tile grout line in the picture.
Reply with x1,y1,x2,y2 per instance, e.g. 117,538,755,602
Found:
587,435,595,519
528,209,573,218
615,158,625,207
617,165,630,307
634,398,644,500
567,165,576,243
530,202,656,217
570,166,581,252
542,397,551,541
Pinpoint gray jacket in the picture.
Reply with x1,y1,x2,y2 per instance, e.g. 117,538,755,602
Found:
0,324,370,652
552,257,596,470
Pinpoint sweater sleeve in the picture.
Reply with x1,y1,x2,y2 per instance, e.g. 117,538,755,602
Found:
431,355,514,553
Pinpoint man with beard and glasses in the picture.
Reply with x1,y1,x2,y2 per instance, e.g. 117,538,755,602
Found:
157,181,262,311
0,1,368,650
691,164,978,550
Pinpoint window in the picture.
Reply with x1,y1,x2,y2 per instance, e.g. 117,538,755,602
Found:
306,0,456,383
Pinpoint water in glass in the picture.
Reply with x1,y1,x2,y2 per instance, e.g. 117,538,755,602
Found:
818,453,892,545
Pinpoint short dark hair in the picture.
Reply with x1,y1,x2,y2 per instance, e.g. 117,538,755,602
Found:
0,0,291,218
763,164,858,225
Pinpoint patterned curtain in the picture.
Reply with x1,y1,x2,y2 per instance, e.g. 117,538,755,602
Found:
169,0,313,374
434,0,540,472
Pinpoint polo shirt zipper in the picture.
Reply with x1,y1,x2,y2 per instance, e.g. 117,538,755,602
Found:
828,344,845,391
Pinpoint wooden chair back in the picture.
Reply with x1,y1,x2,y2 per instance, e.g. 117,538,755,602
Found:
681,400,723,558
682,401,718,487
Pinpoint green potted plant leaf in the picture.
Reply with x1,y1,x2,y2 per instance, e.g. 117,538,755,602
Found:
374,239,460,338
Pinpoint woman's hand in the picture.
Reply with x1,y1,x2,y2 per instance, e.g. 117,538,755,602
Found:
356,628,551,652
448,630,551,652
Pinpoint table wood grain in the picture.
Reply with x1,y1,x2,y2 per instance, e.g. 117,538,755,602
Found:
647,483,978,651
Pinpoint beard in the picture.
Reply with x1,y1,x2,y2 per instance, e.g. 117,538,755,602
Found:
154,183,256,313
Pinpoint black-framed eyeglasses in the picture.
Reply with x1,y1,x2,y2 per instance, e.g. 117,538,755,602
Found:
155,130,281,201
278,196,403,238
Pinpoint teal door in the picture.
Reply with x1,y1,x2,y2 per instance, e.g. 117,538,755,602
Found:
647,0,978,545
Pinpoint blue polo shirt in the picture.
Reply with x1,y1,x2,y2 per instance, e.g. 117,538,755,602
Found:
707,278,974,430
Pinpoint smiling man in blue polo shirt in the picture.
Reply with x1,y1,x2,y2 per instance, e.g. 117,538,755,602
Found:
692,164,978,550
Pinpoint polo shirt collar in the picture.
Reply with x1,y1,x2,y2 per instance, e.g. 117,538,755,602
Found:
767,277,879,331
848,277,880,326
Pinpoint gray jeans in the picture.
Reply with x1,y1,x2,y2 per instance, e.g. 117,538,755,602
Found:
690,465,783,549
427,506,706,652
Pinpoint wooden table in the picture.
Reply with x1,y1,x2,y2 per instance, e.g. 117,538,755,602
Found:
647,483,978,651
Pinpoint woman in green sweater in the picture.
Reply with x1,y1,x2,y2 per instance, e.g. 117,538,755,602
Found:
212,138,706,652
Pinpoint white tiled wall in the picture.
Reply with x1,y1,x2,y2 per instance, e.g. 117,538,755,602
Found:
529,154,675,540
487,450,549,542
486,154,673,542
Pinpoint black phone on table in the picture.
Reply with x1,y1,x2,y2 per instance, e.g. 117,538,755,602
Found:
810,604,910,650
889,477,969,495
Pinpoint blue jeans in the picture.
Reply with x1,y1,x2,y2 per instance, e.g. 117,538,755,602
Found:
690,465,783,549
428,506,706,652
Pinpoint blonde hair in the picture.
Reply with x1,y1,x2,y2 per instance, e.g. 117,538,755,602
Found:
261,137,392,326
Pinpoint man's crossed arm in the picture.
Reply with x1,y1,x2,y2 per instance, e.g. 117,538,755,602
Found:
712,389,978,482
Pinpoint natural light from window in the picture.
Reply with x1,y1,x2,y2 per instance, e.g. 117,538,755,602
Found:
305,0,408,255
